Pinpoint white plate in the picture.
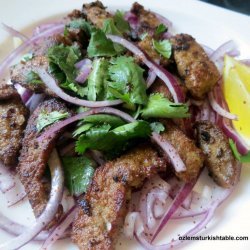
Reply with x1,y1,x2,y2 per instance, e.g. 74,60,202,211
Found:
0,0,250,250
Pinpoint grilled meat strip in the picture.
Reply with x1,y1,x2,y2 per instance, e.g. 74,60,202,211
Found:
72,144,166,250
170,34,220,99
130,2,161,37
160,120,204,182
195,121,238,188
10,56,57,96
82,1,112,29
0,83,29,165
17,98,72,220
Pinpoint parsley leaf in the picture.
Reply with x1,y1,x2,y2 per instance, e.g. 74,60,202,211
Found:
108,56,148,106
62,156,96,195
155,24,167,35
87,58,109,101
66,19,93,36
150,122,165,133
36,110,69,132
141,93,189,119
87,29,117,57
103,18,122,36
26,71,43,85
47,44,87,97
229,139,250,163
153,39,172,59
113,10,130,33
75,121,151,154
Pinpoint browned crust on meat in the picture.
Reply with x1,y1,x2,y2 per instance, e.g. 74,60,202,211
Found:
72,145,166,250
0,83,29,165
82,1,112,29
10,56,56,96
160,121,204,182
170,34,220,99
0,82,20,100
17,98,71,221
194,121,238,188
131,2,161,36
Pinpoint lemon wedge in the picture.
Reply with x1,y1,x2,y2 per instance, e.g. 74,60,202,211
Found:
223,55,250,145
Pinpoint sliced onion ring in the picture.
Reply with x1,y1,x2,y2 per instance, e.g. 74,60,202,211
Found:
208,91,237,120
151,132,186,173
2,23,28,41
151,181,196,242
41,206,77,250
35,69,123,108
0,149,64,250
106,35,185,103
0,162,15,194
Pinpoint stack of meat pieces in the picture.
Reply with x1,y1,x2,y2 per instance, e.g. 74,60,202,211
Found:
0,1,239,250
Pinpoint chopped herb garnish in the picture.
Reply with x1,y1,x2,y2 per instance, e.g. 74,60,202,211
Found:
229,139,250,163
153,39,172,59
62,156,96,195
26,71,43,85
36,110,69,132
141,93,189,119
155,24,167,35
108,56,148,107
150,122,165,134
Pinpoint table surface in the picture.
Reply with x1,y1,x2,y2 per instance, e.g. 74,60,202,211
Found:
200,0,250,15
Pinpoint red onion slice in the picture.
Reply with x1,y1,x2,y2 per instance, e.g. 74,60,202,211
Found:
0,162,15,194
35,69,123,108
124,212,141,239
75,59,92,84
41,206,77,250
25,93,45,112
107,35,185,103
0,212,70,241
14,84,33,104
124,12,139,30
7,191,27,207
151,181,196,242
2,23,28,41
0,24,64,77
33,22,64,36
0,149,64,250
208,91,237,120
151,132,186,173
146,70,157,88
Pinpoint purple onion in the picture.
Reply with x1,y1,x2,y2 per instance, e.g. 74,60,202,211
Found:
75,59,92,84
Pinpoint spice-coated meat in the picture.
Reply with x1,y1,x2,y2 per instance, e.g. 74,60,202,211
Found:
82,1,112,29
170,34,220,99
10,56,57,97
72,145,166,250
0,83,29,165
160,120,204,182
130,2,161,37
17,98,72,220
195,121,238,188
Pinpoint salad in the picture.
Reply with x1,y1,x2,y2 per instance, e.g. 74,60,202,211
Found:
0,1,249,250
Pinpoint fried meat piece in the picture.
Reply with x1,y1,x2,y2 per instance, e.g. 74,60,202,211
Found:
195,121,238,188
170,34,220,99
82,1,112,29
10,56,56,97
17,98,71,219
160,120,204,182
72,145,166,250
0,83,29,165
130,2,161,37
